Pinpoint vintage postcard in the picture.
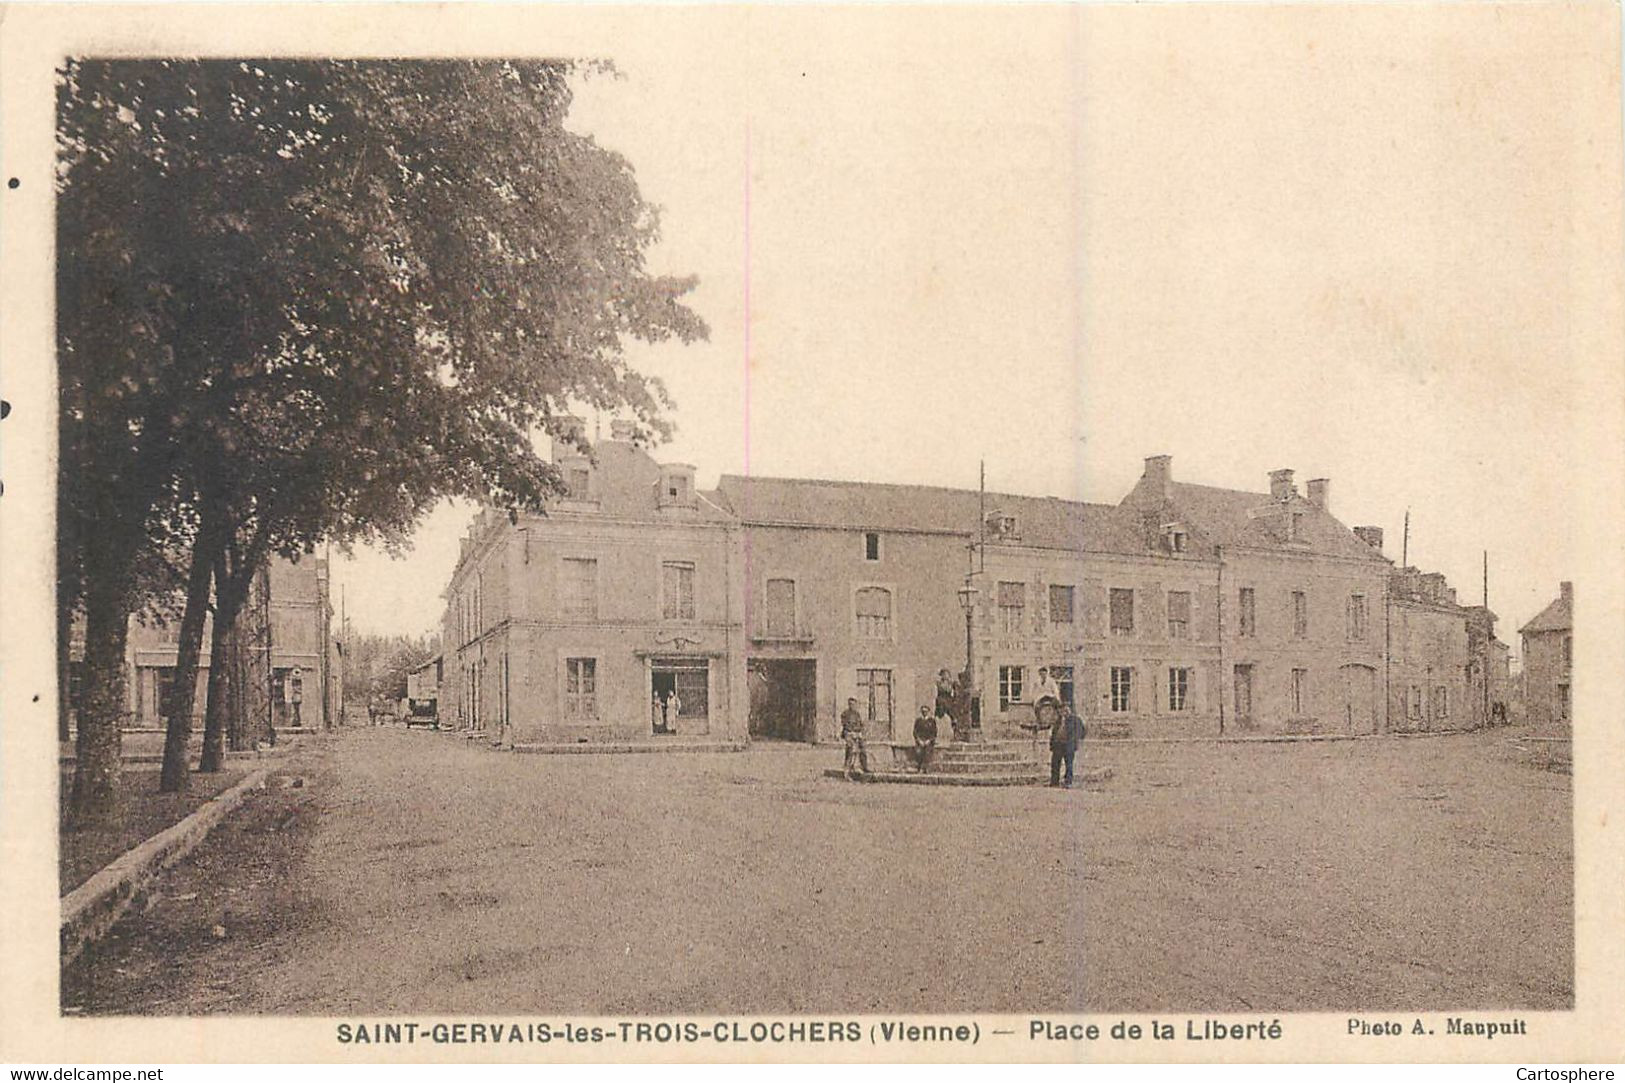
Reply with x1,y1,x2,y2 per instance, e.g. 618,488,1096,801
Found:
1,1,1622,1066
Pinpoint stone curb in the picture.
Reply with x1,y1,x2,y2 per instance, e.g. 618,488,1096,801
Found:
510,740,749,755
59,734,312,767
60,766,274,967
1090,730,1481,746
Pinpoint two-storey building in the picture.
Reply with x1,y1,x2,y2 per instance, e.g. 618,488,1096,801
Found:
1520,581,1573,731
440,423,747,745
1119,457,1391,735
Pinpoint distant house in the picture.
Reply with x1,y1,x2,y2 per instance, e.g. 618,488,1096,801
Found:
406,655,442,718
1520,581,1573,730
67,554,338,735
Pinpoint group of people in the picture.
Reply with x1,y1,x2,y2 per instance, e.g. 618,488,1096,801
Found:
836,665,1085,787
651,690,683,735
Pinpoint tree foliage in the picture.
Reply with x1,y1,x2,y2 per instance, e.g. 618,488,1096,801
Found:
59,59,706,820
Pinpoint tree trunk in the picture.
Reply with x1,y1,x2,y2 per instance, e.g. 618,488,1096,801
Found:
67,560,134,829
199,550,247,772
157,496,228,793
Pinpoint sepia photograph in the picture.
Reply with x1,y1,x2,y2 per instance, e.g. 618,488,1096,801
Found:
2,1,1623,1066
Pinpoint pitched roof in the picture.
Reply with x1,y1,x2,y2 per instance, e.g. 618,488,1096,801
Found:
713,475,1185,558
1152,481,1389,563
1519,590,1572,635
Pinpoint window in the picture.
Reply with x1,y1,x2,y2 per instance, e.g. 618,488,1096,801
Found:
1293,591,1308,639
1291,668,1307,715
1408,685,1423,720
856,668,893,727
566,467,590,499
562,558,597,618
1110,588,1135,636
1168,667,1190,712
1110,666,1133,713
565,658,597,718
156,667,178,721
998,581,1026,634
1238,588,1256,637
1048,584,1075,624
1289,512,1305,541
1233,664,1253,718
854,587,893,639
764,578,797,637
1167,591,1191,639
662,561,696,620
1050,665,1075,709
998,665,1025,710
667,476,689,502
1347,594,1369,641
863,532,881,561
1563,635,1572,672
1165,527,1188,554
1435,686,1448,719
675,666,709,718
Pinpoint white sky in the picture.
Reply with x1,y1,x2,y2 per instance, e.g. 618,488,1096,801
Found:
332,8,1618,652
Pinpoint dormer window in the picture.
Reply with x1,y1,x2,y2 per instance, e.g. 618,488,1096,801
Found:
987,513,1019,540
1289,512,1305,542
863,532,881,562
1162,523,1189,554
657,464,697,509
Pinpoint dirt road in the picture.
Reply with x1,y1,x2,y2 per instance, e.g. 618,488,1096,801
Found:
65,727,1571,1015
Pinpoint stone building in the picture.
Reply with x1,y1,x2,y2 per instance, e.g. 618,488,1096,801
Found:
71,553,337,734
1519,581,1573,730
1117,457,1391,735
440,446,1500,744
1386,566,1471,732
439,423,747,745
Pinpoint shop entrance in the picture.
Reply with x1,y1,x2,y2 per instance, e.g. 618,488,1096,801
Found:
650,656,709,735
747,658,817,742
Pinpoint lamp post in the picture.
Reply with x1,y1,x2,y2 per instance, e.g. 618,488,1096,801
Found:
957,580,980,741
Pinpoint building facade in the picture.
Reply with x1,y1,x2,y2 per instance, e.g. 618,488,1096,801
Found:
71,554,337,734
1520,581,1573,731
440,425,747,745
442,445,1500,745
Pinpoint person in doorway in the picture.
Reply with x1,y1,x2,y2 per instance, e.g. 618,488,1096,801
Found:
912,705,938,773
667,690,682,735
652,693,664,734
1049,705,1085,788
840,697,869,780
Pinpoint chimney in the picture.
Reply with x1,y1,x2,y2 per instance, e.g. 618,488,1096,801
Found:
1560,581,1573,604
609,419,638,443
1306,478,1330,511
1268,468,1296,502
1143,454,1173,500
1353,526,1384,552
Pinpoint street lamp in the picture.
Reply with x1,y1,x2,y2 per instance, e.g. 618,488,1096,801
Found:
957,580,980,740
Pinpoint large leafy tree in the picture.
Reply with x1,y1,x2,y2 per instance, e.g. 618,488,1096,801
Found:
59,59,706,821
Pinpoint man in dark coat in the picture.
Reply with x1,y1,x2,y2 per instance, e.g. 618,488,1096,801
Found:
912,705,938,773
1049,706,1085,788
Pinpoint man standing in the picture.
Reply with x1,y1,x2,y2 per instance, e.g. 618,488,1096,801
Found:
840,696,869,780
912,705,938,773
1049,705,1085,788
